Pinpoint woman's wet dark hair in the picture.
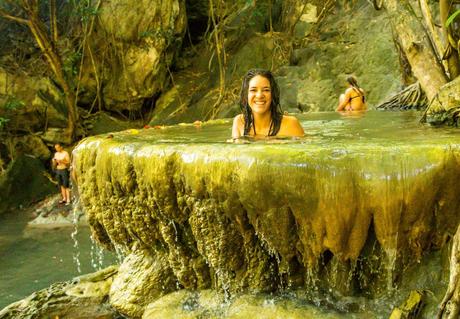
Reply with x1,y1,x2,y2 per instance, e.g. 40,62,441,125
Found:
346,75,360,89
239,68,283,136
346,75,365,101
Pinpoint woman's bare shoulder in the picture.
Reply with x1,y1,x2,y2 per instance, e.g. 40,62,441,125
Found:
233,114,244,129
232,114,245,138
233,114,244,123
282,114,301,123
345,87,355,94
280,115,304,136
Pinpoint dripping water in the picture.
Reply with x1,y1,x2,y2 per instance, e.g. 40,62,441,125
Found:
70,201,82,274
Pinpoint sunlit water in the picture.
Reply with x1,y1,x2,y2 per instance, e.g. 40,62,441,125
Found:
0,210,117,309
134,111,460,146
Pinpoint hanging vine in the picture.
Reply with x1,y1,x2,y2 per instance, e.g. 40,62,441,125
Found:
72,0,103,120
206,0,227,119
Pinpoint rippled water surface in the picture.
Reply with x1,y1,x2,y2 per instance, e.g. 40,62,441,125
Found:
112,111,460,147
0,211,116,309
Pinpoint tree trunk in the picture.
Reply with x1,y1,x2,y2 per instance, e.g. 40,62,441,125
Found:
438,225,460,319
384,0,448,101
0,1,78,142
440,0,460,79
281,0,307,36
26,12,78,141
418,0,449,75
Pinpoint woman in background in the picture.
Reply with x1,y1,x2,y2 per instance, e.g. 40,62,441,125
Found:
336,75,367,112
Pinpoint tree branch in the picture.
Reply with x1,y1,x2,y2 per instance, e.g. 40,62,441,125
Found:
49,0,58,44
0,8,28,24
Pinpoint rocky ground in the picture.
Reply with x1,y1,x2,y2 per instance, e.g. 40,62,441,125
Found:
22,194,86,229
0,266,120,319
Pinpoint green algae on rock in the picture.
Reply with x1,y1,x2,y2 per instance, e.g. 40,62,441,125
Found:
425,76,460,127
0,266,118,319
73,111,460,317
109,247,177,318
142,289,374,319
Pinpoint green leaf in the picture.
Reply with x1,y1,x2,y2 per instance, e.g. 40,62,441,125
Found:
0,117,10,130
3,96,24,110
446,10,460,28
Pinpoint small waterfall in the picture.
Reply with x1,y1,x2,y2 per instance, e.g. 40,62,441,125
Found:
89,234,107,270
114,244,126,264
70,203,81,274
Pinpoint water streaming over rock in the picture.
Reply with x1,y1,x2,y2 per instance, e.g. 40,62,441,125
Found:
70,206,82,274
72,111,460,317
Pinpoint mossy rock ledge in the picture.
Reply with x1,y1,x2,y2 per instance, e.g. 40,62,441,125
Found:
72,122,460,318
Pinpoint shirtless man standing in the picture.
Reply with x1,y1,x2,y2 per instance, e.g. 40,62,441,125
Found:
52,143,71,205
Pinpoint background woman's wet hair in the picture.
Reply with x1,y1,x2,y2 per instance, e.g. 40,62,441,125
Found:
346,75,360,89
239,68,283,136
346,75,365,102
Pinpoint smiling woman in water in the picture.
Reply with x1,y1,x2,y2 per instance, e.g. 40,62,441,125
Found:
232,69,304,139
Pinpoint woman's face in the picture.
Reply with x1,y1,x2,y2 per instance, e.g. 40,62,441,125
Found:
247,75,272,116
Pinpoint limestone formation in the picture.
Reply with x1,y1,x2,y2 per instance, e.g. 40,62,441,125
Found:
72,118,460,311
142,289,367,318
0,266,118,319
424,76,460,126
0,155,56,215
9,135,51,161
109,247,177,318
0,67,67,132
79,0,187,112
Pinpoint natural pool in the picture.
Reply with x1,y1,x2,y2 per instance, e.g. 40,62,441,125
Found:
0,210,117,309
139,110,460,145
2,111,459,318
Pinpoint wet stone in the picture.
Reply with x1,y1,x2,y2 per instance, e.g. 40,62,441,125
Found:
72,111,460,312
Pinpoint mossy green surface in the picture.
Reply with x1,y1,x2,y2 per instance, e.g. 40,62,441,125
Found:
0,266,118,319
142,290,374,319
74,112,460,309
109,248,177,317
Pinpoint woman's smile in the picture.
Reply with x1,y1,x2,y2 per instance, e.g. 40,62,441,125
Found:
248,75,272,115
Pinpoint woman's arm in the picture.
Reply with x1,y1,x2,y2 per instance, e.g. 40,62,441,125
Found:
232,114,244,139
336,89,351,111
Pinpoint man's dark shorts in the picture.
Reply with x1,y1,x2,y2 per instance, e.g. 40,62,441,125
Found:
56,168,70,188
